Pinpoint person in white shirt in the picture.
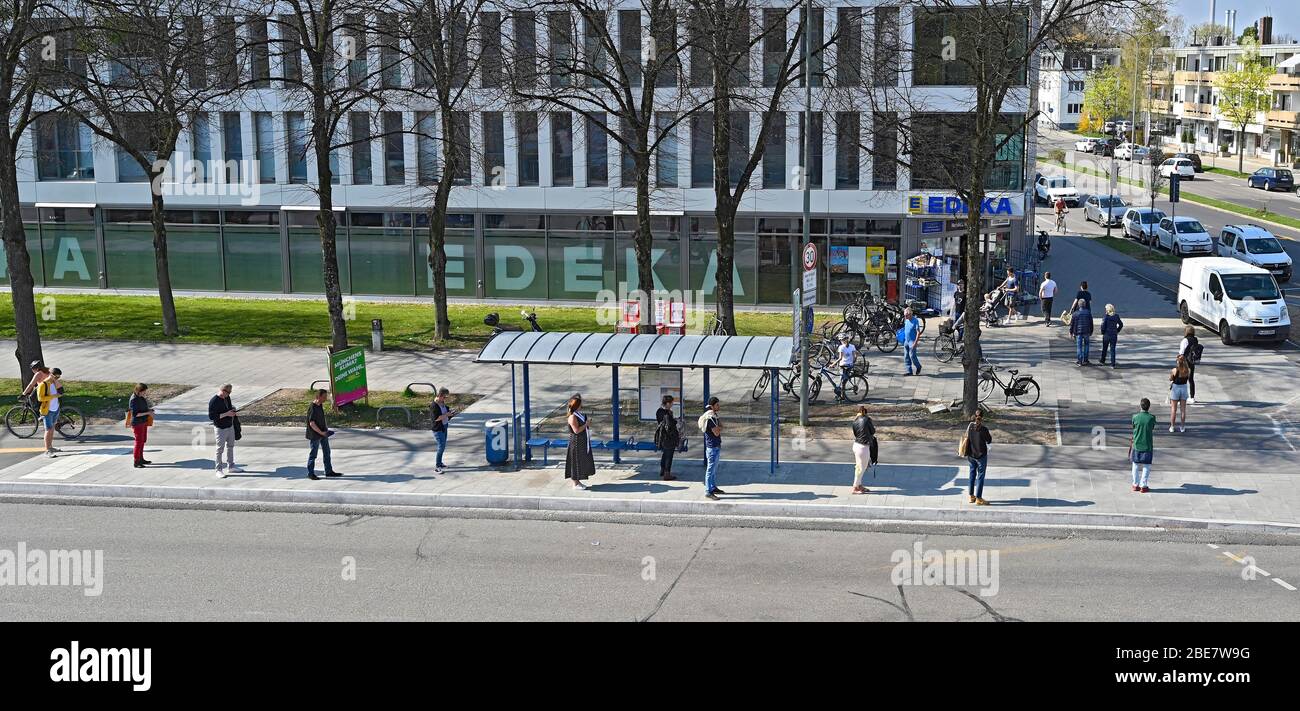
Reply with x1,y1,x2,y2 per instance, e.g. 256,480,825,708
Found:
1039,271,1057,326
1178,326,1199,404
837,334,858,401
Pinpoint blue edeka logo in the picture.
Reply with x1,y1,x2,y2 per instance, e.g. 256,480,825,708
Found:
907,195,1014,216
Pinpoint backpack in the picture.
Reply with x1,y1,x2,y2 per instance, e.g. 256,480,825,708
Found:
1187,336,1203,364
654,418,677,450
697,411,715,434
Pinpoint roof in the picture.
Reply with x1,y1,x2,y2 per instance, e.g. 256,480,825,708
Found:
474,332,796,370
1224,224,1275,237
1182,257,1271,273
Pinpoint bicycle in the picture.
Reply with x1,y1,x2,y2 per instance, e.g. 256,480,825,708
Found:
976,360,1041,406
933,326,966,363
750,362,809,401
1054,210,1068,233
707,314,728,336
5,396,86,439
809,362,870,403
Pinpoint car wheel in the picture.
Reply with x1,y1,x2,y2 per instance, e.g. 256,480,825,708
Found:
1179,302,1191,324
1173,242,1181,256
1220,320,1234,346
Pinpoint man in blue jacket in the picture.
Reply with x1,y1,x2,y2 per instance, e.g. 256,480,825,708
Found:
1069,298,1094,366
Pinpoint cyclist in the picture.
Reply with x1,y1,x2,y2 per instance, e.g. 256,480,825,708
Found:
836,334,857,401
1053,196,1068,231
36,367,62,458
1036,230,1051,258
21,360,48,407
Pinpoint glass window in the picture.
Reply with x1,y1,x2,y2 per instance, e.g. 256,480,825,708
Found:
691,112,713,187
762,9,786,88
350,112,372,185
688,218,756,305
872,111,897,190
221,112,243,183
287,211,349,294
483,112,505,186
115,116,153,183
350,214,414,295
416,112,438,186
248,16,270,87
615,215,680,293
835,112,860,189
586,113,608,186
286,112,308,184
914,7,1027,87
650,9,678,87
688,10,712,87
416,214,476,297
378,13,401,88
277,15,302,82
344,15,368,87
514,11,538,87
35,114,94,180
383,112,405,185
516,112,540,186
548,11,574,88
618,10,642,86
449,112,470,185
872,6,900,87
484,215,547,298
805,8,823,87
799,112,823,189
551,112,573,186
548,230,615,300
583,12,607,88
39,207,99,287
656,112,677,187
480,12,502,88
190,113,211,183
620,117,636,188
254,112,275,183
762,113,785,189
837,8,861,87
910,113,1024,191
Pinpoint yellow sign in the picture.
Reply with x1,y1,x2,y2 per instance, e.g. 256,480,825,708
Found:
906,195,924,214
867,246,886,275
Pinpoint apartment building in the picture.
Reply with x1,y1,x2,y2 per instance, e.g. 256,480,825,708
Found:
11,3,1034,308
1037,46,1119,130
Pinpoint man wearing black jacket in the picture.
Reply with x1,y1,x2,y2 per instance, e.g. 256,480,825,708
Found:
208,384,241,478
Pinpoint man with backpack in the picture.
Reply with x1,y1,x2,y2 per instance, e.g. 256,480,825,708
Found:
698,397,724,499
1179,326,1202,403
654,394,680,481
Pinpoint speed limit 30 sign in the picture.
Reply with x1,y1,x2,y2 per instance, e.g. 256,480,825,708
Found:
802,243,818,271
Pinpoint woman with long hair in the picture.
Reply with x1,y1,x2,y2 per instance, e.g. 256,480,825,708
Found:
564,394,596,489
850,405,876,495
1169,355,1191,433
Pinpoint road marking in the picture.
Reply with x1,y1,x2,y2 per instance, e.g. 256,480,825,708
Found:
1275,578,1298,591
19,454,117,481
0,447,49,454
1206,543,1219,549
1222,551,1245,563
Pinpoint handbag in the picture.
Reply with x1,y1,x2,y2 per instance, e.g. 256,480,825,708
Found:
957,425,971,457
233,417,242,441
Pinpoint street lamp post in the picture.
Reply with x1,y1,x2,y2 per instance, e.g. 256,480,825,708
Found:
798,0,812,427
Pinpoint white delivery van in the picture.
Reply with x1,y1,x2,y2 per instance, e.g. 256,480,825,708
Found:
1177,257,1291,345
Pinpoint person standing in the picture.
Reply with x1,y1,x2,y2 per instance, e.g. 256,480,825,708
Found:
430,387,456,474
700,397,725,499
1000,268,1020,322
850,405,876,495
564,394,595,489
1169,355,1192,433
305,389,342,480
128,383,155,468
654,394,679,481
1098,304,1124,367
1075,281,1092,310
962,410,993,505
1178,326,1200,403
901,307,922,376
22,361,49,408
1039,272,1057,326
1070,298,1094,365
836,334,858,401
208,384,241,477
1130,397,1156,493
36,367,61,458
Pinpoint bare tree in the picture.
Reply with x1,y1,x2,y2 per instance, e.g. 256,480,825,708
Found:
1,0,49,379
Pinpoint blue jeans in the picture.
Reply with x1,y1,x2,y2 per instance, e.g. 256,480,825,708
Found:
307,437,334,476
904,342,921,374
434,429,447,468
1075,334,1090,362
1100,335,1117,364
967,455,988,498
705,447,721,493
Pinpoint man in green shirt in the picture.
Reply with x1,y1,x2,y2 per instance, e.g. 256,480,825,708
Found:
1130,398,1156,493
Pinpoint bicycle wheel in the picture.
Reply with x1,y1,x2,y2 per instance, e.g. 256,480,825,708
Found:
55,407,85,439
844,375,870,402
977,374,996,402
808,376,822,403
935,336,956,363
875,330,898,353
916,318,927,337
5,405,39,439
1012,378,1041,407
751,371,771,401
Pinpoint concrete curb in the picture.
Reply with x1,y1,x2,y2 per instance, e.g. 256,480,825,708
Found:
3,480,1299,538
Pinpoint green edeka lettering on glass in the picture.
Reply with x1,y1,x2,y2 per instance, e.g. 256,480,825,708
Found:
563,245,603,293
493,245,536,291
623,248,666,291
701,251,744,296
425,244,465,289
53,238,90,280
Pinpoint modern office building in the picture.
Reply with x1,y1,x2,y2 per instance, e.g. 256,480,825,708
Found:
9,3,1035,308
1036,46,1119,130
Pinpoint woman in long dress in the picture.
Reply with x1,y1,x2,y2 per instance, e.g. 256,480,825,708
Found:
564,395,596,489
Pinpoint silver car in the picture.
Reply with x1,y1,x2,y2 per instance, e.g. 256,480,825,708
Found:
1083,195,1129,227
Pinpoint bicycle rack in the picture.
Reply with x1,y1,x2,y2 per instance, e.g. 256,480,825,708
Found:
404,382,436,396
375,406,412,426
309,380,330,391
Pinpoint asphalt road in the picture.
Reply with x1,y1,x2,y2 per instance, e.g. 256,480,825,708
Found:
2,503,1297,621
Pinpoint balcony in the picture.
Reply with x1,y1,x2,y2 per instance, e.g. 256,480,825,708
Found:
1150,99,1171,113
1181,102,1215,119
1174,70,1215,85
1268,74,1300,92
1150,70,1172,85
1265,110,1300,129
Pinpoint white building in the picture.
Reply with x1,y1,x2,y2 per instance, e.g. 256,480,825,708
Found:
1037,46,1120,130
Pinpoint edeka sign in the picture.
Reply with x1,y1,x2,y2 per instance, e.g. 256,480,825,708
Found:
329,346,368,408
907,195,1016,216
483,245,744,296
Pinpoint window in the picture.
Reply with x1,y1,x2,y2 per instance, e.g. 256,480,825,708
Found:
278,15,302,82
383,112,405,185
651,9,678,87
114,117,155,183
514,11,538,87
620,117,636,188
516,112,539,186
378,14,401,88
691,112,713,187
350,112,372,185
483,112,505,186
835,112,860,189
619,10,642,86
688,11,712,87
762,9,787,88
586,113,608,186
254,112,275,183
656,112,677,187
35,114,94,180
872,6,900,87
798,112,823,189
910,113,1024,191
1068,80,1085,92
212,17,237,89
762,113,785,188
449,112,470,185
548,11,574,88
221,112,242,183
248,17,270,87
286,112,308,183
871,111,897,190
727,112,748,187
190,113,211,182
837,8,861,87
415,112,438,185
914,8,1027,87
583,12,607,88
804,7,823,87
344,15,367,87
551,112,573,186
481,12,503,88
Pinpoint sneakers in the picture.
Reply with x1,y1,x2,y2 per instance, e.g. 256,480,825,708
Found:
1178,425,1186,433
1131,485,1140,492
705,492,719,500
969,495,977,504
228,466,243,474
1169,426,1176,433
975,498,990,506
44,450,56,458
1188,398,1197,405
216,469,227,479
1140,486,1150,493
435,466,445,474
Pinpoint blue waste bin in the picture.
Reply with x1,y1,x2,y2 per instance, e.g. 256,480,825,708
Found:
484,418,509,465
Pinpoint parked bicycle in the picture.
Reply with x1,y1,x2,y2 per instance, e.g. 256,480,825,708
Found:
977,360,1041,406
5,396,85,439
933,323,966,363
751,361,809,401
809,362,870,403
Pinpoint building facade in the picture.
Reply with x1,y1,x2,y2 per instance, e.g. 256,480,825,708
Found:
9,2,1035,308
1037,46,1119,130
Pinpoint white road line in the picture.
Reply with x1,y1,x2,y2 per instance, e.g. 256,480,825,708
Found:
1054,410,1063,447
1248,566,1272,578
1222,551,1245,563
1273,578,1297,592
1207,543,1220,549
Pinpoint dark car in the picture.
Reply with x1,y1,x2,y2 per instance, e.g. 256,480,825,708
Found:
1247,167,1295,192
1172,152,1203,173
1092,138,1122,156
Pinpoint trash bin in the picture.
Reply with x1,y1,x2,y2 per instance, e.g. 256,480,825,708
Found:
484,418,509,465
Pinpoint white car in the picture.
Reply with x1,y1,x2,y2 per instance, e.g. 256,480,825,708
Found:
1074,137,1100,152
1034,175,1080,206
1178,258,1290,345
1113,142,1141,160
1160,158,1196,180
1122,207,1166,244
1216,224,1293,282
1154,216,1214,256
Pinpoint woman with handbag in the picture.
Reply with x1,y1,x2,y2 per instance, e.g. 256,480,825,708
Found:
959,410,993,505
564,394,596,489
850,405,877,495
654,395,680,481
127,383,156,468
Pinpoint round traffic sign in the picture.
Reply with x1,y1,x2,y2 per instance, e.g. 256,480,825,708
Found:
802,243,817,271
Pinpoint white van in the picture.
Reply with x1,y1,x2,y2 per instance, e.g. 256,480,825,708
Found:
1177,258,1291,345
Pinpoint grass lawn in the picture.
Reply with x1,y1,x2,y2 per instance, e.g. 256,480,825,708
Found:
0,379,190,424
237,388,483,429
0,293,807,351
1204,166,1251,179
1093,236,1181,265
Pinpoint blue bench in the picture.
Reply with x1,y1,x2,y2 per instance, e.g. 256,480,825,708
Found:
524,437,688,465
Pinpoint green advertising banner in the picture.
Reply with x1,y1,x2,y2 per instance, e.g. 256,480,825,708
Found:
329,346,368,407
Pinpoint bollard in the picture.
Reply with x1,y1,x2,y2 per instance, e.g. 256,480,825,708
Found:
371,318,383,352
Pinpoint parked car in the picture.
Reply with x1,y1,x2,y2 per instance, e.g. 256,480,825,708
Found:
1160,158,1197,180
1246,167,1295,192
1034,175,1080,205
1074,137,1100,152
1083,194,1128,226
1102,121,1116,134
1113,142,1141,160
1172,152,1204,172
1133,147,1159,164
1116,120,1133,133
1092,138,1122,156
1178,258,1290,345
1216,224,1294,282
1154,216,1215,256
1122,207,1166,244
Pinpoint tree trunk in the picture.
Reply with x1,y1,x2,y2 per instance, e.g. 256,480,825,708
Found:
0,130,43,381
961,206,985,418
633,154,656,335
715,202,737,335
315,139,348,352
427,177,453,342
1238,130,1245,174
148,180,179,337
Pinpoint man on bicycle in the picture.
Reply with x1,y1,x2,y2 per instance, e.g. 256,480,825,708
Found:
837,334,857,402
36,367,62,458
21,360,48,408
1053,196,1068,231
